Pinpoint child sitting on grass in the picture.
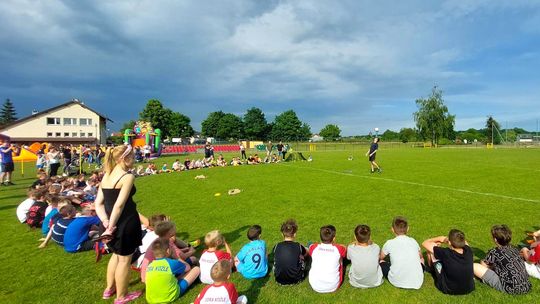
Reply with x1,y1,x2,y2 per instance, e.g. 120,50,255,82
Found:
63,205,102,253
145,238,200,304
521,232,540,280
194,260,248,304
380,216,424,290
134,214,168,269
422,229,474,295
141,221,198,283
39,204,77,248
200,230,233,284
473,225,531,294
308,225,346,293
42,196,64,236
16,188,39,224
235,225,268,279
273,219,308,285
25,190,48,228
347,224,383,289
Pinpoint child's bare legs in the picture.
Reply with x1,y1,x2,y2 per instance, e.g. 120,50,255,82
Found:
371,161,380,170
106,254,118,291
426,252,435,267
179,266,200,287
115,254,133,299
520,247,531,260
473,261,489,279
178,247,196,261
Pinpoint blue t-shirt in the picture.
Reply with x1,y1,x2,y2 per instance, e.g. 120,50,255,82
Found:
236,239,268,279
0,147,13,163
42,208,59,236
369,143,378,154
63,216,101,252
52,217,75,245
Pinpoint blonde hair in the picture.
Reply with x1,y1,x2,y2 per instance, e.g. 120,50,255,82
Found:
205,230,224,248
103,145,133,174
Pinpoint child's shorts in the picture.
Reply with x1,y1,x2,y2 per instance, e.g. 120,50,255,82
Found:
524,262,540,279
178,279,189,294
482,269,504,292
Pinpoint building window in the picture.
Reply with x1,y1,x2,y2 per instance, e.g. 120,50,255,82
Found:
72,132,78,137
88,132,93,137
80,118,92,126
47,117,61,125
80,132,86,137
55,132,61,137
64,132,70,137
63,118,77,125
47,132,53,137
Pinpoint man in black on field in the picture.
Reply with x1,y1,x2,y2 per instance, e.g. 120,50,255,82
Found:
366,137,382,173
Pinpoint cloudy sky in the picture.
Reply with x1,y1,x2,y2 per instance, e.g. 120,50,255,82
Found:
1,0,539,135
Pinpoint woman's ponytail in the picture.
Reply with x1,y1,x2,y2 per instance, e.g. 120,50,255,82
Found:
103,147,116,174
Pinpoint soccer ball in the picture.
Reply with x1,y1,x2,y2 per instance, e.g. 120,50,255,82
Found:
374,127,379,132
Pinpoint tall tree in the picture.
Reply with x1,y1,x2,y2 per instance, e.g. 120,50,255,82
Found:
319,124,341,141
0,98,17,125
139,99,172,136
413,87,455,145
271,110,311,141
216,113,243,140
243,107,269,140
201,111,225,138
168,111,195,138
485,116,502,144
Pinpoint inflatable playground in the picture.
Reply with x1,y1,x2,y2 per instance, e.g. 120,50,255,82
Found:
124,121,163,158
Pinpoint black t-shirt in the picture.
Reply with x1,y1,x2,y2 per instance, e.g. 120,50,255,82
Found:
276,144,284,152
369,143,378,154
273,241,307,285
433,245,475,295
485,245,531,294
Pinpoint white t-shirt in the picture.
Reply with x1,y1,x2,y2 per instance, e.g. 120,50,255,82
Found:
136,230,158,268
382,235,424,289
199,250,232,284
16,198,35,223
347,243,383,288
308,243,347,293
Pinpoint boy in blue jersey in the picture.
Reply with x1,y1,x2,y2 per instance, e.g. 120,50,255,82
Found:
366,137,382,173
146,238,200,304
235,225,268,279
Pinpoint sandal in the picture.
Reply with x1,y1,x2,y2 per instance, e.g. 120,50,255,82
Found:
113,291,142,304
102,288,116,299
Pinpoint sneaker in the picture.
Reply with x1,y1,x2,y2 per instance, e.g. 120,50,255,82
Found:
189,239,201,248
102,288,116,300
113,291,142,304
7,181,14,185
378,168,382,174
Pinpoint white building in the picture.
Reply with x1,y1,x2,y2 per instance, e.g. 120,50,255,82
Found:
0,99,112,145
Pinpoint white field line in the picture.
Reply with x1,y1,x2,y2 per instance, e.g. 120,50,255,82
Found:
284,164,540,204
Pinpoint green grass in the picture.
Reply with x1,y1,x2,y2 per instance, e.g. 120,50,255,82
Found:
1,147,539,303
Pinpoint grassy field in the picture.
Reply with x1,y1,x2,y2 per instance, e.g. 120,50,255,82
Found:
1,147,539,303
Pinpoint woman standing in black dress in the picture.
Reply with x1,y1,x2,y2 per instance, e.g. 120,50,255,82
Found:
95,145,142,304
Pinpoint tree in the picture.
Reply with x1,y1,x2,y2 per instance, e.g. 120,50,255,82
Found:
120,120,136,132
271,110,311,141
201,111,225,138
168,111,195,138
399,128,417,143
243,107,269,140
139,99,172,136
216,113,243,140
381,129,399,141
413,87,455,145
319,124,341,141
485,116,502,144
0,98,17,126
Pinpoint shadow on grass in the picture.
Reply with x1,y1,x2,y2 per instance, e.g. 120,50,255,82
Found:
0,204,18,211
222,225,251,244
471,246,487,261
240,275,270,304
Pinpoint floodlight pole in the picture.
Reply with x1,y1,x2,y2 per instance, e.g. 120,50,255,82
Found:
491,121,494,145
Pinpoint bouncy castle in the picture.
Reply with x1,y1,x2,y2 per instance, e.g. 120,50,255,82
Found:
124,121,162,158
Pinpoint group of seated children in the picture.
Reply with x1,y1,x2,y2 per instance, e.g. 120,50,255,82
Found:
133,153,282,177
17,172,105,255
